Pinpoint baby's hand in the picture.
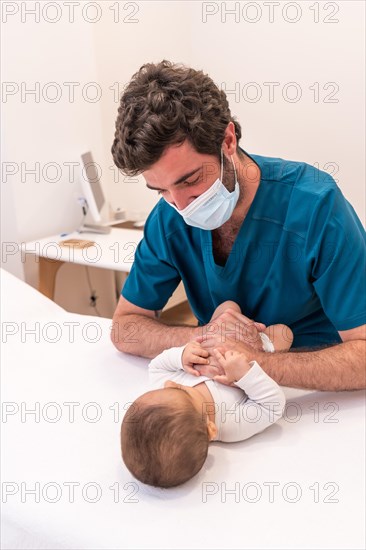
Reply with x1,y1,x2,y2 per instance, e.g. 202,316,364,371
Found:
182,341,210,377
212,348,252,386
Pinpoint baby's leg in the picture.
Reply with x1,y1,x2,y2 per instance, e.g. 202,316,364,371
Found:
210,300,241,322
264,324,294,352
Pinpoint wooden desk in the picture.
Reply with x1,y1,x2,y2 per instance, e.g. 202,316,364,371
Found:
21,227,144,300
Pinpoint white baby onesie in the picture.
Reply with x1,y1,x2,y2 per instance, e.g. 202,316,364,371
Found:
148,339,285,443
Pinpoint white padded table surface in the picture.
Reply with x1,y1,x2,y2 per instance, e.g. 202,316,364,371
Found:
1,268,365,549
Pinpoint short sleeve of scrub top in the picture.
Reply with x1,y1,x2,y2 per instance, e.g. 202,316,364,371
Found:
121,206,181,311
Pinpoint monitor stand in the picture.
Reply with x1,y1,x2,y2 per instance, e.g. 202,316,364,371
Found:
78,223,111,235
108,220,145,230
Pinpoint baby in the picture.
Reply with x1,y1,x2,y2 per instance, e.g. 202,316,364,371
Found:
121,301,293,488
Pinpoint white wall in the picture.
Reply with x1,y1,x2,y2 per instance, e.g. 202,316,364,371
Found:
93,1,195,217
186,0,365,220
2,1,364,315
1,166,24,280
1,1,114,313
97,0,365,222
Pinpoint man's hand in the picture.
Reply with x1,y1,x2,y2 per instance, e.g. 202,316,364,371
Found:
212,348,252,386
187,307,267,379
182,341,210,377
190,335,266,379
198,308,266,351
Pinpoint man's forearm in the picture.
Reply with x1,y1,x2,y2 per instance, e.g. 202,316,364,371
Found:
111,314,200,358
257,339,366,391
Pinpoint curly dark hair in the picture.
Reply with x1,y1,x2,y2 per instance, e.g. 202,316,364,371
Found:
111,59,242,176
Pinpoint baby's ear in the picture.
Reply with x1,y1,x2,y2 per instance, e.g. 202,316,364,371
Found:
207,420,218,441
164,380,179,389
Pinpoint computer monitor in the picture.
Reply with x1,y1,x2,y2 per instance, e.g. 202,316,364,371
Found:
79,151,107,223
78,151,145,233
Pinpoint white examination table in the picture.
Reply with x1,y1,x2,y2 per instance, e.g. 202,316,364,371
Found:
1,268,365,549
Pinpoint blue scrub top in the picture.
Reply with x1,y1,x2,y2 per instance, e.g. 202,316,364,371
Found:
122,149,366,349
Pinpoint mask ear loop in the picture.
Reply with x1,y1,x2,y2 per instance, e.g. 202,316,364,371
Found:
220,148,223,181
231,154,237,183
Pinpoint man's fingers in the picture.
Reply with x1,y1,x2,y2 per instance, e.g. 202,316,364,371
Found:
190,355,209,364
198,331,263,352
228,311,266,332
194,364,224,377
212,348,226,364
221,309,264,330
198,311,266,347
197,336,221,349
194,347,209,358
226,308,255,324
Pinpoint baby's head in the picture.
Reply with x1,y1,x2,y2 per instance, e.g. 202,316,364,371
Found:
121,382,215,488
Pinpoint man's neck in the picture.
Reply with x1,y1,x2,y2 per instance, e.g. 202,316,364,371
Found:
237,151,261,214
221,151,261,229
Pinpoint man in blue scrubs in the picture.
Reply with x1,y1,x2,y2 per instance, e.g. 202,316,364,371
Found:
111,60,366,391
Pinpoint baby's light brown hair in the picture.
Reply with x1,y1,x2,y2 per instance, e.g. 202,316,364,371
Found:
121,391,209,488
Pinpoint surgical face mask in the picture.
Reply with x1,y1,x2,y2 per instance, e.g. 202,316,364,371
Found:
166,149,240,230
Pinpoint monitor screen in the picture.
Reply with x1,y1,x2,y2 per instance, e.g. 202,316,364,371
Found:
80,152,105,222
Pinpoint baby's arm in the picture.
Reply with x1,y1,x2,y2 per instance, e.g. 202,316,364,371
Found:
148,346,186,387
213,349,286,441
148,343,209,386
